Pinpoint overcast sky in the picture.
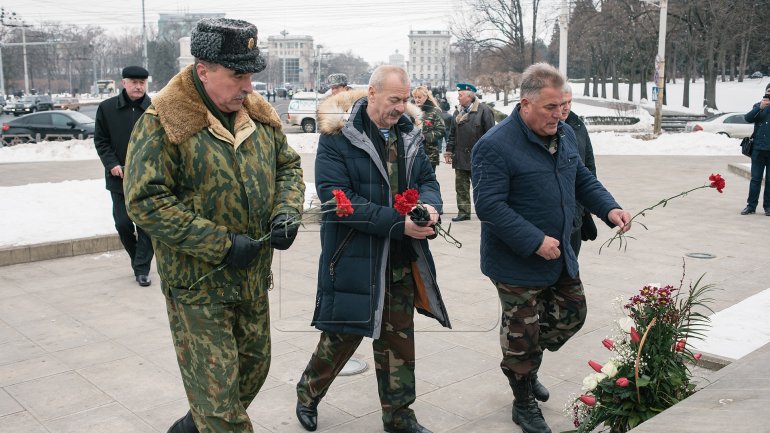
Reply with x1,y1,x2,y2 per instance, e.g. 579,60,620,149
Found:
5,0,562,65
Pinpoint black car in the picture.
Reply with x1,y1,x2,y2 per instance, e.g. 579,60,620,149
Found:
4,95,54,116
1,111,95,145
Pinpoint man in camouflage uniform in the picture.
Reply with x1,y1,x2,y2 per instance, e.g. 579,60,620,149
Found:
294,65,450,433
444,83,495,221
411,86,445,172
124,18,304,433
471,63,632,433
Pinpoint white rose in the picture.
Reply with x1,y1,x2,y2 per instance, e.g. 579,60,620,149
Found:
582,373,607,391
601,359,619,378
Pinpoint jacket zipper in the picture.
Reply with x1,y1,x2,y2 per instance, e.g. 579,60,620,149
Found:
328,228,356,282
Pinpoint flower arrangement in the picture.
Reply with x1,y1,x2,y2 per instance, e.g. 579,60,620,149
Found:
600,174,725,253
394,188,462,248
564,270,716,433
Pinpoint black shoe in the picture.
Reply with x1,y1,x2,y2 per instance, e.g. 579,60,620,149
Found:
765,209,770,216
167,411,199,433
531,375,550,402
451,214,470,222
384,419,433,433
741,207,756,215
136,275,151,287
296,399,318,431
512,400,552,433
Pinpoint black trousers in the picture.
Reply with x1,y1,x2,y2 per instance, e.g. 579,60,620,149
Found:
111,191,154,276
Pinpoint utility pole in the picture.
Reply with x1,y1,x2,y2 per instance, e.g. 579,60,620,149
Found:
652,0,668,135
0,9,32,94
559,0,569,77
141,0,148,70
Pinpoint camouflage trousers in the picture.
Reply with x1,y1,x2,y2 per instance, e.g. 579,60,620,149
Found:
493,268,586,381
454,169,472,217
165,291,271,433
297,277,418,429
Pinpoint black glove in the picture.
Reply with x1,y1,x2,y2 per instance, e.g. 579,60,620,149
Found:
223,233,263,269
269,213,299,250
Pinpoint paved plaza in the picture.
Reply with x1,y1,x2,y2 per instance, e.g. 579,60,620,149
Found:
1,154,769,432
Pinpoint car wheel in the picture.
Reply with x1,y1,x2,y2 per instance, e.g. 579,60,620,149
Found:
301,119,316,133
8,136,28,145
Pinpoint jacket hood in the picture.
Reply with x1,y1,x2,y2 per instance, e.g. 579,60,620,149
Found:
150,64,282,144
317,89,422,134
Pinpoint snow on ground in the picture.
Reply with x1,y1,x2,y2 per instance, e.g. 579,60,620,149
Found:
1,76,760,247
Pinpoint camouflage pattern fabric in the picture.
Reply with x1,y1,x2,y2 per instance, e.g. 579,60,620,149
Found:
421,107,445,168
297,276,418,430
455,169,472,217
166,292,271,433
493,270,586,380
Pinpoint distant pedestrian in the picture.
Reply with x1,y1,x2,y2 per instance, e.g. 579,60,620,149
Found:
741,83,770,216
327,72,350,95
443,82,495,221
560,84,598,256
412,86,445,172
94,65,154,287
124,17,305,432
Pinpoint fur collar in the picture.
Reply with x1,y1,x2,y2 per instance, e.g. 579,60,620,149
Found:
150,65,282,145
317,89,422,135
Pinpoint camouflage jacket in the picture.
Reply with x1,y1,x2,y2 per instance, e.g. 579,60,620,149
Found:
419,99,445,166
124,65,305,303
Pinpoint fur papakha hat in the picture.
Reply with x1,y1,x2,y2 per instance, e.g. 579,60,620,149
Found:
191,18,266,74
327,73,349,87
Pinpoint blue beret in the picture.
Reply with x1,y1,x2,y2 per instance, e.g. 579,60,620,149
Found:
456,83,477,92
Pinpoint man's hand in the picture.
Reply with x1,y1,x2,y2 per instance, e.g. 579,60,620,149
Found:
110,165,124,178
761,96,770,109
422,203,440,225
443,151,453,165
535,235,561,260
608,208,633,233
269,213,300,250
223,233,262,269
405,216,437,239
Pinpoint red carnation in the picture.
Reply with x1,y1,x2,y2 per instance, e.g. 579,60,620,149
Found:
394,193,414,216
331,189,353,217
424,120,433,128
709,173,725,193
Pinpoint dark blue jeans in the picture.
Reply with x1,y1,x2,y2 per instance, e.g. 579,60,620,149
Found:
747,149,770,211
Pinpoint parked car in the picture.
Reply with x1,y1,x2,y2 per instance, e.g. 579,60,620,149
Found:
1,110,95,145
684,112,753,139
287,91,326,133
4,94,54,116
53,97,81,111
750,71,764,79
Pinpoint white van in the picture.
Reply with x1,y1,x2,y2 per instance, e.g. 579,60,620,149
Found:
251,81,268,97
287,91,326,133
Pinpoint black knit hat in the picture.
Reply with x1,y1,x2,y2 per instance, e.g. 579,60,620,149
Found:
191,18,266,74
122,66,149,79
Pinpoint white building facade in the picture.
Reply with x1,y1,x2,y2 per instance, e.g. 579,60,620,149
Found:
266,32,315,90
407,30,451,88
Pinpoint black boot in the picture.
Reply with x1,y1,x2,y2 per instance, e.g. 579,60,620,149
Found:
167,411,200,433
510,376,552,433
296,398,319,431
384,419,433,433
531,374,550,402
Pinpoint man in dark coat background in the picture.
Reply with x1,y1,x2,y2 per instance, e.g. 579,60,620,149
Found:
560,83,598,257
443,83,495,221
94,65,154,287
471,63,631,433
